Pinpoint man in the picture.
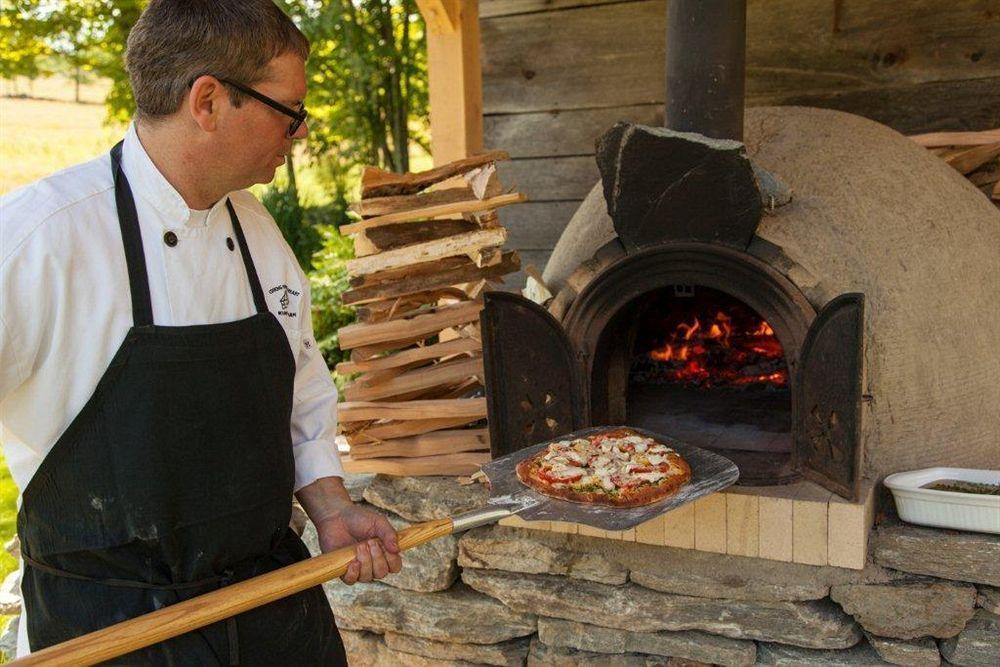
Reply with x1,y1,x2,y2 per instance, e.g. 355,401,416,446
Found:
0,1,400,663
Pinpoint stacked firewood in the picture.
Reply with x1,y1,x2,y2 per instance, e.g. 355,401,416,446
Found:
334,151,524,476
911,129,1000,209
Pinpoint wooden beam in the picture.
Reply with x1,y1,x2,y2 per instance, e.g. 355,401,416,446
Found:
346,227,508,277
340,192,525,235
338,398,488,422
416,0,460,33
426,0,484,165
349,428,489,459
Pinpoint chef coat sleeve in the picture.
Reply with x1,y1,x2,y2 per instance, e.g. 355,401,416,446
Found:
288,267,346,491
0,308,29,404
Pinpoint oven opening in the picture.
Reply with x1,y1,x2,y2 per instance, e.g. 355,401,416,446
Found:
626,285,796,484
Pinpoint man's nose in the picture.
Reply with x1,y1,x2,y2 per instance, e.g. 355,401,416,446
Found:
293,120,309,140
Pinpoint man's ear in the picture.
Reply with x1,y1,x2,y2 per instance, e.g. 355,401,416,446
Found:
187,75,226,133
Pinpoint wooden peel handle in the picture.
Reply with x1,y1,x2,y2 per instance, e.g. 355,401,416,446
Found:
10,518,455,667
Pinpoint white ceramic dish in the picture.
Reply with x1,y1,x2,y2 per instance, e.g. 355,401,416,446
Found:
884,467,1000,534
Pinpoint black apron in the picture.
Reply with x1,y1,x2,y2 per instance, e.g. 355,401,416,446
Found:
15,142,346,665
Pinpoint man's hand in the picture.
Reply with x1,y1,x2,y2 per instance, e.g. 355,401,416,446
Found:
296,476,403,585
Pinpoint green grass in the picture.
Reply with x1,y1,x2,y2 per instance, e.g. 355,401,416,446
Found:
0,453,15,580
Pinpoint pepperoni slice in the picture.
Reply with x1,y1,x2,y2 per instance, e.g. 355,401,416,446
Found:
539,469,583,483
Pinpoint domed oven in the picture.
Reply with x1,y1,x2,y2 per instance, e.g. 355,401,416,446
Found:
480,0,1000,506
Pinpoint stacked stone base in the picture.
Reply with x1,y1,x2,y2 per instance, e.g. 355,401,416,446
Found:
317,475,1000,667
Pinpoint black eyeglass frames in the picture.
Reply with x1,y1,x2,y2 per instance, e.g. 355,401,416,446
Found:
191,75,307,138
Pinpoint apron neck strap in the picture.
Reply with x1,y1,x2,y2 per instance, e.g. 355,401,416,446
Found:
109,141,270,326
225,198,268,315
111,141,155,328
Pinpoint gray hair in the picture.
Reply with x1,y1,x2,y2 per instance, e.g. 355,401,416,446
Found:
125,0,309,119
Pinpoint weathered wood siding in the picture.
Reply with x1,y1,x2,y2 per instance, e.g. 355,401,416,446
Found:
480,0,1000,277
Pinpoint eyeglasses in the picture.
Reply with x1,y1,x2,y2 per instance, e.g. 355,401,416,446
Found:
192,75,307,138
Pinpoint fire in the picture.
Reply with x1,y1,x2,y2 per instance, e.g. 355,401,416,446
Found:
644,309,787,389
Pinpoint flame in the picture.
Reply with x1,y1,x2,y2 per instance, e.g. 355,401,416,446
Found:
645,309,786,389
753,321,774,336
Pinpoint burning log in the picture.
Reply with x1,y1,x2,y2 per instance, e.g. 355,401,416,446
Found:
336,152,524,475
630,291,790,391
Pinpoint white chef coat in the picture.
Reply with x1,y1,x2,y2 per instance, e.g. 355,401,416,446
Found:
0,122,345,497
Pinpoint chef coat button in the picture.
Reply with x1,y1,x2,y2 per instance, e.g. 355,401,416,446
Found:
163,231,178,247
226,237,235,251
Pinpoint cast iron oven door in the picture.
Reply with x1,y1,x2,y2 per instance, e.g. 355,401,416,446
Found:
481,291,585,459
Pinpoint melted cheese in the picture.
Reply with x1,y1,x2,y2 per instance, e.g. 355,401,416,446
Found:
538,432,682,494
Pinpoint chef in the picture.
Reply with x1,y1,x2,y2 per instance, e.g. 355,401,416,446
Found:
0,1,400,663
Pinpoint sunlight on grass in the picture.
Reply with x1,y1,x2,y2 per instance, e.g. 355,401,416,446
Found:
0,97,123,195
0,450,16,580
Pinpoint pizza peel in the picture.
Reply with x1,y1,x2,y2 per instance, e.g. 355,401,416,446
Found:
12,426,738,666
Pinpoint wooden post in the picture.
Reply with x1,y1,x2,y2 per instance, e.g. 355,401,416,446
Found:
418,0,484,164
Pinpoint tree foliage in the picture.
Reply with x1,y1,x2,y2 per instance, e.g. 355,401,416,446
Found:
1,1,143,105
284,0,428,177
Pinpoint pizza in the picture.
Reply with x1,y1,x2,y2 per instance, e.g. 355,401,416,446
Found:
515,428,692,508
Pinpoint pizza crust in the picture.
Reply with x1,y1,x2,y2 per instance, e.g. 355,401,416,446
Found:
515,429,692,508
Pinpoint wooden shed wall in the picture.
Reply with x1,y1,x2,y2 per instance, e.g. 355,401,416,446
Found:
478,0,1000,279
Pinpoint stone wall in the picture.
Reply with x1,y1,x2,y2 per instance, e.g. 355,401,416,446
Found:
322,474,1000,667
1,473,993,664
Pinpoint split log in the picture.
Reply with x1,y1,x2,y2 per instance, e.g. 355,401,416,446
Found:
945,142,1000,175
346,227,508,277
910,129,1000,148
355,288,470,324
348,429,489,459
338,299,484,350
344,416,483,443
360,150,509,198
338,398,487,422
341,452,490,476
342,356,484,402
348,363,420,389
340,192,526,236
336,337,480,375
349,335,436,362
342,251,520,306
354,219,480,257
350,187,477,218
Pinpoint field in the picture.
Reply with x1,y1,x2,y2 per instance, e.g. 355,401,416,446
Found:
1,77,121,195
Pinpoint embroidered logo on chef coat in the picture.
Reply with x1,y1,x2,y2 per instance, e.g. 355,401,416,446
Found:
268,284,301,318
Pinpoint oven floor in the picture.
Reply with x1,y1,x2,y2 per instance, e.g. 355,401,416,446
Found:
627,384,798,484
626,384,791,453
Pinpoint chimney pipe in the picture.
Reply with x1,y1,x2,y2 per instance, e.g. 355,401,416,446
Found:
664,0,747,141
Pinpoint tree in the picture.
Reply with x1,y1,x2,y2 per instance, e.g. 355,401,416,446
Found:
284,0,429,177
0,1,143,105
0,4,52,81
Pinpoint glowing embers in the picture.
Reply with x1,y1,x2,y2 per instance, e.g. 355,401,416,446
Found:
631,287,789,390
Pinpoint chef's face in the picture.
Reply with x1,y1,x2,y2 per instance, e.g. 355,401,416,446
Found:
221,52,308,188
